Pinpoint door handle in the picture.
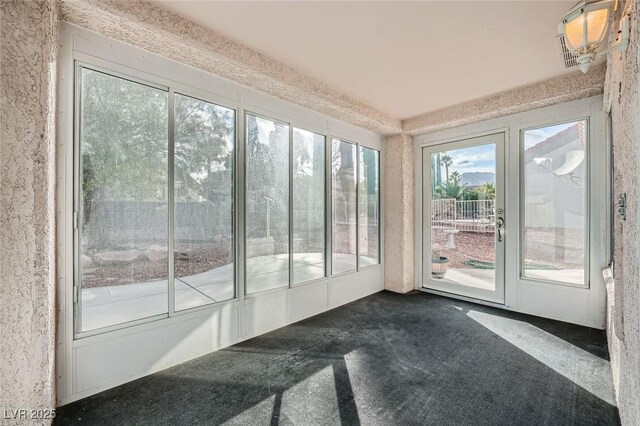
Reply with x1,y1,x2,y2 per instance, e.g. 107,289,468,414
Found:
496,217,505,243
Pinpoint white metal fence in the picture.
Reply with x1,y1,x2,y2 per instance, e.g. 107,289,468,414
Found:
431,198,495,233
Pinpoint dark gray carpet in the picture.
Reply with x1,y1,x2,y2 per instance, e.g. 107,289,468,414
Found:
55,291,620,425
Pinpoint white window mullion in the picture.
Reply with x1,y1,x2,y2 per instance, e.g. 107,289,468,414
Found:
355,144,360,271
168,89,176,316
289,126,294,288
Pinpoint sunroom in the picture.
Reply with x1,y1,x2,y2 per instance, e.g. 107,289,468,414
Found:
1,0,639,425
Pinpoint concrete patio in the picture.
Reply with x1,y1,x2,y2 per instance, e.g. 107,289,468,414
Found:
81,253,374,331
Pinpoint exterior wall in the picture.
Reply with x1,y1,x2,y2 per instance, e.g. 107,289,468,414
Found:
383,133,414,293
0,0,58,418
603,1,640,424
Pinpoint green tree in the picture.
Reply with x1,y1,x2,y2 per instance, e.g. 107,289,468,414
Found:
269,122,290,244
246,115,289,243
462,188,479,201
174,94,234,203
478,182,496,200
434,180,466,200
174,96,233,177
81,69,168,204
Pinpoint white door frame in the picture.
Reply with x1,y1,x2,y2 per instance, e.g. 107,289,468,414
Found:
421,132,506,304
414,95,608,329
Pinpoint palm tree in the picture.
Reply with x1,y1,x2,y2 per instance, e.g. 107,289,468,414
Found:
449,170,461,183
440,154,453,182
479,182,496,199
436,180,465,200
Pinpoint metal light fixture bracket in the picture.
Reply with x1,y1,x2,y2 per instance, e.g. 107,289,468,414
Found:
558,0,631,73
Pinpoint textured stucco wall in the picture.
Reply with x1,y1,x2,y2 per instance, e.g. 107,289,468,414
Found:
383,133,415,293
603,1,640,424
0,0,58,418
403,65,606,135
58,0,401,135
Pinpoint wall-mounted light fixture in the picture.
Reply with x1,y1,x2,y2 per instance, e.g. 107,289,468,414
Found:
558,0,630,73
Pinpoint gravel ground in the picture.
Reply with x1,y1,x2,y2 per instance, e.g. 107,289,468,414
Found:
82,246,232,288
83,227,579,288
432,231,495,269
433,228,583,270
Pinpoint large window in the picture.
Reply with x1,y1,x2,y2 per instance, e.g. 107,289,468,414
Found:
332,139,358,274
245,114,290,294
522,120,587,286
77,67,238,333
76,65,381,335
358,146,380,267
174,94,235,311
293,128,326,284
78,68,169,332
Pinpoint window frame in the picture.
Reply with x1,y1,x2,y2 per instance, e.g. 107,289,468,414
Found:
291,126,328,286
172,91,238,312
243,110,291,296
330,138,382,276
606,111,615,276
357,145,382,269
73,60,241,338
68,53,383,339
74,62,172,336
518,117,591,289
330,137,359,276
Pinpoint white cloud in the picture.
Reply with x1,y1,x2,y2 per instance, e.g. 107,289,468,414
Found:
524,122,578,149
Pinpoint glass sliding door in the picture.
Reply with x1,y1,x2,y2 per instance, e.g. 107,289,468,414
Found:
358,146,380,267
245,113,290,294
292,128,326,284
521,120,587,286
422,133,505,304
78,67,169,332
331,139,357,275
173,94,235,311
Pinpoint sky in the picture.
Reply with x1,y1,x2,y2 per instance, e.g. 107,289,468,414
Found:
437,143,496,175
434,121,579,177
523,122,576,149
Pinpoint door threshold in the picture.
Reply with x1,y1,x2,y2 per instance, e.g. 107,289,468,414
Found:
418,287,508,310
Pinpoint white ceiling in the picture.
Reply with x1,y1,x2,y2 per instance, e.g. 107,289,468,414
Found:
154,1,577,120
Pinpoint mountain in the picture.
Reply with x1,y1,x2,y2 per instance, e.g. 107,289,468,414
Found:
459,172,495,187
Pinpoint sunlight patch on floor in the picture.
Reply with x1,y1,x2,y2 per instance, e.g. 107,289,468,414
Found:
281,365,341,424
222,394,275,425
467,309,616,405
